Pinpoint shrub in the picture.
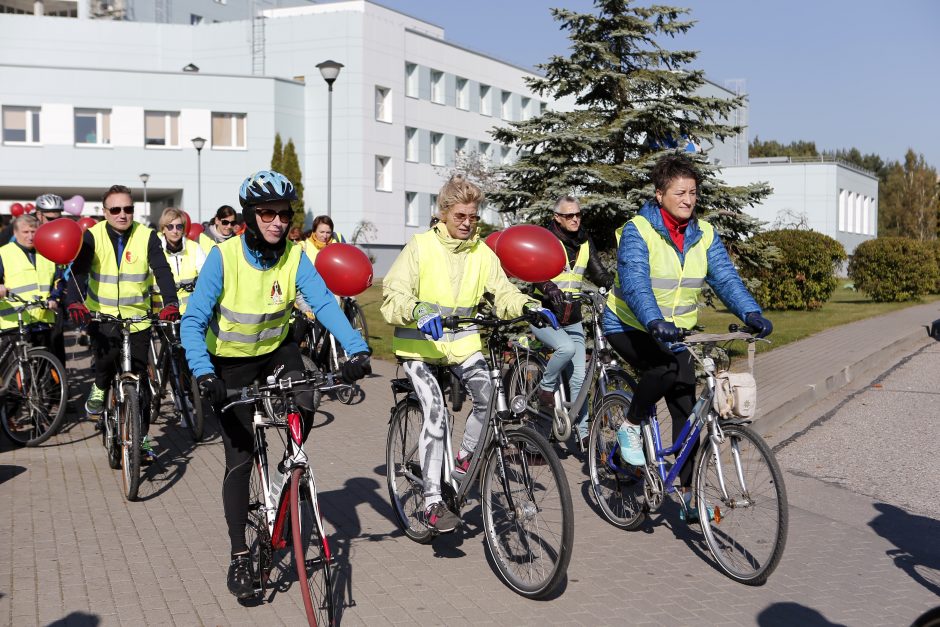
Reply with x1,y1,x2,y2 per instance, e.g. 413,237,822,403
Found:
848,237,939,302
928,239,940,294
740,229,846,310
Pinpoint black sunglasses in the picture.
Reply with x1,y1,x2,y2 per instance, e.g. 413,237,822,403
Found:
256,208,293,224
164,224,185,232
107,205,135,216
218,219,236,226
555,211,582,220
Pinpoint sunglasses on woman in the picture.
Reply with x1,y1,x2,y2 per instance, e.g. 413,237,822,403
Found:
164,224,185,232
218,219,235,226
107,205,135,216
256,208,294,224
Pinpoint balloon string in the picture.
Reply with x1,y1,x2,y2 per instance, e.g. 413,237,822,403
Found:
67,263,88,306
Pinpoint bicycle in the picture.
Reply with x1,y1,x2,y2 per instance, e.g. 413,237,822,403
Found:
90,311,153,501
386,312,574,599
295,297,368,405
503,288,636,444
0,293,68,446
221,369,334,626
146,316,208,442
588,325,788,585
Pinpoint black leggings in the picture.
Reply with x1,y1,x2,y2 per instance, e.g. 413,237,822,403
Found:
89,324,152,432
606,330,698,487
213,340,316,554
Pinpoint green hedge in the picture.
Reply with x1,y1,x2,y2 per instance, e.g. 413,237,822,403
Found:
848,237,939,302
929,239,940,294
741,229,846,310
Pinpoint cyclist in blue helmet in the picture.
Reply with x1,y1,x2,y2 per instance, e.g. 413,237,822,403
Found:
181,169,372,599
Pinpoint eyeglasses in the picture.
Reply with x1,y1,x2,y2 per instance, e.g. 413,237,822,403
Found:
555,211,582,220
42,211,62,218
451,213,480,224
218,219,235,226
256,208,294,224
107,206,135,216
164,224,185,232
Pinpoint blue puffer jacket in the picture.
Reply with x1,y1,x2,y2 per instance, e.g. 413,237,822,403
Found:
602,199,761,335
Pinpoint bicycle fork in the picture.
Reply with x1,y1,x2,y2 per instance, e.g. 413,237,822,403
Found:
706,421,752,509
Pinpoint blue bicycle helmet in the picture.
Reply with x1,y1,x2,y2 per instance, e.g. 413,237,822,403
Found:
238,170,298,209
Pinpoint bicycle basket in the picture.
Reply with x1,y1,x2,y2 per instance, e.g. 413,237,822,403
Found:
713,371,757,419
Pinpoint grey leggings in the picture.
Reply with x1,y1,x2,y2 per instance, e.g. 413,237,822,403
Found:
403,353,491,508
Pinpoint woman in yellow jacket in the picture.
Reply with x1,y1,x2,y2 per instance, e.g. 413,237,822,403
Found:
381,174,557,532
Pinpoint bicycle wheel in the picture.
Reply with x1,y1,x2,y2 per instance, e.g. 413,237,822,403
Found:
385,399,433,544
345,299,369,343
291,467,334,626
246,457,271,596
120,382,142,501
505,354,544,415
0,350,67,446
481,425,573,599
588,392,647,530
694,422,788,585
103,386,121,469
171,357,203,442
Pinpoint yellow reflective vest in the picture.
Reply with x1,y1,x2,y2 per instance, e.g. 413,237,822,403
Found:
538,240,590,295
198,233,216,256
607,216,714,331
0,243,56,330
87,221,154,332
391,230,492,364
153,235,201,314
206,237,301,358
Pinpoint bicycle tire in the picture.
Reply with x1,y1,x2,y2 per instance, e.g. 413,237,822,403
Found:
120,383,142,501
694,422,788,585
246,458,270,596
104,386,121,470
345,299,369,343
385,399,434,544
0,349,67,446
481,425,573,599
587,392,647,530
172,357,203,441
291,467,334,626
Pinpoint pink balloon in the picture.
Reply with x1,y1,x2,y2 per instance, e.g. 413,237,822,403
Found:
64,195,85,216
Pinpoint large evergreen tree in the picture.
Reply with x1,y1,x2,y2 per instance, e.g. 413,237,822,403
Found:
280,138,305,229
490,0,771,265
270,133,284,173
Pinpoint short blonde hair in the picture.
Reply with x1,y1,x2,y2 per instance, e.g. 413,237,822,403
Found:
159,207,185,231
436,174,483,217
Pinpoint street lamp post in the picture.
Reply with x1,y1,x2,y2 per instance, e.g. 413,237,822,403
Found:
139,173,149,218
191,137,206,219
316,59,343,218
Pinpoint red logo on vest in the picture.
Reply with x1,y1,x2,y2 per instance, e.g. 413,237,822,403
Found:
125,250,136,264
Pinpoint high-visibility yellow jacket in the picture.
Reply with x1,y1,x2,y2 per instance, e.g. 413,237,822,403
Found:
86,221,154,332
153,235,203,314
0,243,56,330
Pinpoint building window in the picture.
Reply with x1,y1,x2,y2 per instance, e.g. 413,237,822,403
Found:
212,112,246,148
838,189,846,231
430,70,445,104
191,14,203,25
455,137,467,157
144,111,180,147
405,127,418,162
376,156,391,192
862,196,871,235
500,145,511,165
2,106,40,144
375,86,391,123
405,192,419,226
855,193,864,235
540,101,548,115
500,91,512,120
479,141,491,160
430,194,438,222
456,77,469,110
479,84,492,116
74,108,111,145
405,63,419,98
430,132,444,166
521,97,531,120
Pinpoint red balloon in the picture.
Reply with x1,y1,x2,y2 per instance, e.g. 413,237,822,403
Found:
187,223,204,241
34,218,84,264
24,203,35,213
484,231,502,253
314,243,374,297
10,203,25,217
181,211,192,231
494,224,566,283
77,217,97,232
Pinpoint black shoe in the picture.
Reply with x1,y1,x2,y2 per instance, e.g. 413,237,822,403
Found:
537,389,555,414
227,554,256,599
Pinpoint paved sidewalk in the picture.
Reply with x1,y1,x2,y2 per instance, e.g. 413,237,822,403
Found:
2,303,939,626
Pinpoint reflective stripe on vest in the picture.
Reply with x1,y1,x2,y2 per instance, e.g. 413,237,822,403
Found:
153,236,200,314
606,216,714,331
205,238,300,358
391,231,491,364
0,243,56,330
86,221,154,332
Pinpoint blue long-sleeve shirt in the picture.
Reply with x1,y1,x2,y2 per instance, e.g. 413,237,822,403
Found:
181,238,369,378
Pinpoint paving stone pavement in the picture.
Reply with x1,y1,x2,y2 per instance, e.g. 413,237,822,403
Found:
2,308,939,626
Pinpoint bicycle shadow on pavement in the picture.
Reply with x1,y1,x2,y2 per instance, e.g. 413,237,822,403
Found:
0,464,26,484
46,612,101,627
869,502,940,597
756,602,847,626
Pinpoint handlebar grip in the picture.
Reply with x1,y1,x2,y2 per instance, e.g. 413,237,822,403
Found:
442,315,459,330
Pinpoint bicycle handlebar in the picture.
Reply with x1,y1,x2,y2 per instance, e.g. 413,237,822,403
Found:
2,293,51,311
88,311,153,325
221,371,326,413
441,312,531,331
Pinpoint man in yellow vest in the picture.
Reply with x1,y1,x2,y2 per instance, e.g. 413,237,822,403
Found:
66,184,181,462
181,169,370,599
0,214,63,348
381,174,558,533
603,154,772,521
530,195,612,450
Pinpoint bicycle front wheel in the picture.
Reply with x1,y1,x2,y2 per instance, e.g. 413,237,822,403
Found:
0,349,67,446
103,386,121,469
245,460,269,597
385,399,433,543
481,425,573,599
345,299,369,343
291,467,334,626
694,422,788,585
588,392,647,530
120,383,142,501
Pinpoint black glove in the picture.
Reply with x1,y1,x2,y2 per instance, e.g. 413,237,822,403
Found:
647,319,681,343
341,351,372,384
541,281,566,309
744,312,773,339
197,374,227,407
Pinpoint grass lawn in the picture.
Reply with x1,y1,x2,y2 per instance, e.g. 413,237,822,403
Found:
359,282,940,361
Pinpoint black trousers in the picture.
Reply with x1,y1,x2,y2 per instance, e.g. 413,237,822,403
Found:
607,330,698,487
50,308,66,367
89,323,152,431
212,340,316,554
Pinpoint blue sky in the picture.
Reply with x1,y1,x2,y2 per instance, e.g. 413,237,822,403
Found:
376,0,940,169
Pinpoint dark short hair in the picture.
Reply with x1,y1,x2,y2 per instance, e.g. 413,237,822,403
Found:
102,184,132,208
650,154,702,192
215,205,236,220
312,215,334,231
